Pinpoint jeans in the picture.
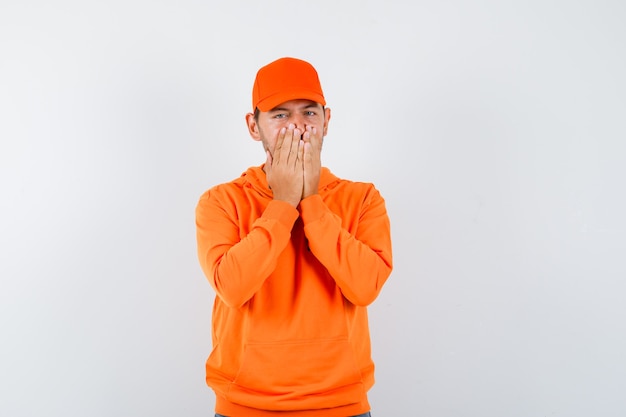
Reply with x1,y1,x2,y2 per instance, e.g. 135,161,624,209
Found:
215,413,371,417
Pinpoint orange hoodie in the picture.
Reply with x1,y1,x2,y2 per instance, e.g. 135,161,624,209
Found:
196,166,392,417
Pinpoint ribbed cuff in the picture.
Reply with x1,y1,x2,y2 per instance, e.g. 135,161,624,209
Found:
298,194,327,225
263,199,300,230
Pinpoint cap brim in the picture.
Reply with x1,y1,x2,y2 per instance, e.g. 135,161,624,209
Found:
256,91,326,112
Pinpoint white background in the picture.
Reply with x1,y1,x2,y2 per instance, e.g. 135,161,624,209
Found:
1,1,625,416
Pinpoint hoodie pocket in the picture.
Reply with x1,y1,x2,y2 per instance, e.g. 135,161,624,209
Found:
229,338,363,408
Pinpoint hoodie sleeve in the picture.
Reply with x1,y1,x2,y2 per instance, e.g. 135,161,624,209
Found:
196,189,299,308
299,185,393,306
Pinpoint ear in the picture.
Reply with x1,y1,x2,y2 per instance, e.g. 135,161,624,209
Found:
245,112,261,141
322,107,331,137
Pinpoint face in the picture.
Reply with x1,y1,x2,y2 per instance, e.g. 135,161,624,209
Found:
246,99,331,157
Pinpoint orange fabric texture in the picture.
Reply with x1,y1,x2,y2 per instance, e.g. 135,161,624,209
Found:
252,57,326,112
196,166,393,416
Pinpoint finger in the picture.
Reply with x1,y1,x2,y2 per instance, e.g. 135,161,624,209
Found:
277,124,297,165
305,128,320,158
298,139,305,164
302,128,311,144
310,127,320,148
266,149,272,167
287,127,302,167
273,127,287,165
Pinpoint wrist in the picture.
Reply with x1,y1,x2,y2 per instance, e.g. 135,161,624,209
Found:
302,190,318,200
274,195,300,208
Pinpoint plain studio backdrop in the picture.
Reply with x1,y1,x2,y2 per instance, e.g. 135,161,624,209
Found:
1,0,625,416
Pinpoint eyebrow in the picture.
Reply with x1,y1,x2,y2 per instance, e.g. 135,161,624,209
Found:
269,103,320,112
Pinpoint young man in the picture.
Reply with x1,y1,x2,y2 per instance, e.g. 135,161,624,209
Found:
196,57,393,417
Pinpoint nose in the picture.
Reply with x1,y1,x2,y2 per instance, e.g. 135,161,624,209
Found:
291,113,306,130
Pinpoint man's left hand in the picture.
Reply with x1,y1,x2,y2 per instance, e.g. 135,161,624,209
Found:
302,126,322,199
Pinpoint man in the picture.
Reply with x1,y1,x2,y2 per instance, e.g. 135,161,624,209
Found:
196,57,393,417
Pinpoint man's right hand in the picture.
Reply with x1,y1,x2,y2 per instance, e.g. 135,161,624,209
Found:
265,124,304,208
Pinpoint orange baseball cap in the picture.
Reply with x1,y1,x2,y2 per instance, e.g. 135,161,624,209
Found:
252,57,326,112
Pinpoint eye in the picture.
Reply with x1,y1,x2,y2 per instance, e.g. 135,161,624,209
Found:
273,113,287,119
305,111,316,116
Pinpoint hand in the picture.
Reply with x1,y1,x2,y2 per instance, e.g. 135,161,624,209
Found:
266,124,304,208
303,125,322,199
